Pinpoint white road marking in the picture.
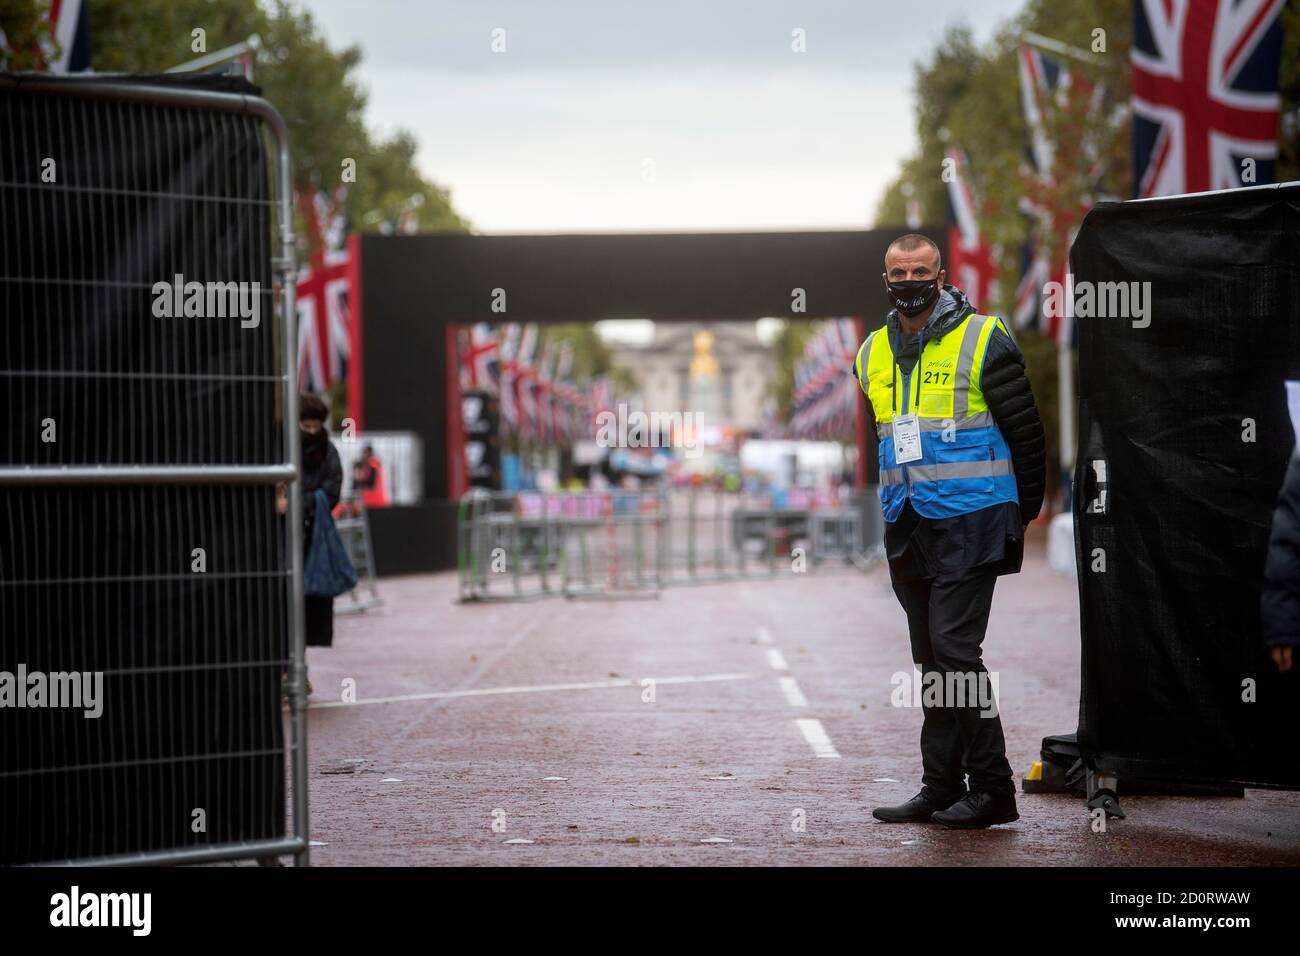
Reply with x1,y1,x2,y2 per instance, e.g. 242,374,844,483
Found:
796,718,841,758
765,649,788,671
369,614,551,766
311,672,754,709
779,677,808,707
755,626,774,645
700,837,733,844
503,838,535,845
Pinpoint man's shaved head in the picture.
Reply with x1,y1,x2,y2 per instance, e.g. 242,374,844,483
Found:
884,233,941,272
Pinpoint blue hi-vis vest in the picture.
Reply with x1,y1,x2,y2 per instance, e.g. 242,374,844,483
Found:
854,313,1019,523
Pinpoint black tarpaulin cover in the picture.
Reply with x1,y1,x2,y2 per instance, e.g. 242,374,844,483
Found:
1071,182,1300,789
0,73,287,863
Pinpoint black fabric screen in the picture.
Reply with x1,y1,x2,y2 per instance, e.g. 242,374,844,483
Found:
1071,182,1300,789
0,75,289,863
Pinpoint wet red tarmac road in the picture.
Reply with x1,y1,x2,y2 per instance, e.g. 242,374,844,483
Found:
298,536,1300,865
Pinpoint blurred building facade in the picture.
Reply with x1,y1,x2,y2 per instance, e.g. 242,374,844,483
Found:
608,322,774,431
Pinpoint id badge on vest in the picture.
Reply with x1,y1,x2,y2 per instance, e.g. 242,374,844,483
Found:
893,413,922,464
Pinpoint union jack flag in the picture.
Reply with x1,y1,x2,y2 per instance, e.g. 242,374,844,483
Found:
1018,46,1068,175
533,348,557,445
1015,45,1098,347
790,319,860,440
944,147,999,313
296,188,351,393
1132,0,1284,198
40,0,90,72
459,323,499,393
1013,241,1050,332
589,378,615,434
514,325,540,438
498,323,522,430
551,342,579,444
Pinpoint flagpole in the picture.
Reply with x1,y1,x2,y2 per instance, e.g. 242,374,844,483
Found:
1051,268,1078,516
1022,31,1101,67
1058,336,1075,511
164,35,262,74
1017,32,1091,515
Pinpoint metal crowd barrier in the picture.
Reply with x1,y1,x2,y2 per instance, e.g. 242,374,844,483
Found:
335,495,383,614
458,486,882,602
561,490,667,599
0,76,309,866
458,490,565,600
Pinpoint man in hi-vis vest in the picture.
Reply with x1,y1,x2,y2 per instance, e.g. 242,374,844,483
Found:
856,234,1046,829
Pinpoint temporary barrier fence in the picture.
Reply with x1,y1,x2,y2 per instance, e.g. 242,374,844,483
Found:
0,74,309,866
458,486,882,602
335,495,382,614
561,490,667,599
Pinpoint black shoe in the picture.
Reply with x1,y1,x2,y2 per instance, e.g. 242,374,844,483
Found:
931,790,1019,829
872,788,966,823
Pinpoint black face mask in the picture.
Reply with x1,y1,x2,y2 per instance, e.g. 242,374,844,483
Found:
884,277,941,318
302,426,328,465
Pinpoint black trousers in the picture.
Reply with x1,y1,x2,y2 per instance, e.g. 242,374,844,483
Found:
304,595,334,647
891,564,1014,798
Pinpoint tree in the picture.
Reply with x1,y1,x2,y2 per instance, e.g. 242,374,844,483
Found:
871,1,1136,504
1282,1,1300,183
0,0,57,70
87,0,469,237
85,0,469,424
765,319,817,422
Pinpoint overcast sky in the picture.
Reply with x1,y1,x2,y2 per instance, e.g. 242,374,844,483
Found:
304,0,1027,235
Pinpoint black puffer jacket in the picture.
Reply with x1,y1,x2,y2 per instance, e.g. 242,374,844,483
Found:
1261,454,1300,647
981,323,1047,525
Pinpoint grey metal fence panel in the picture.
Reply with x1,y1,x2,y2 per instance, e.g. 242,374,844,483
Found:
335,495,382,614
560,490,665,600
0,75,307,866
458,487,879,602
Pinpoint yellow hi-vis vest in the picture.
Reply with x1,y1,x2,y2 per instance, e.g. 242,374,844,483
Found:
853,313,1019,522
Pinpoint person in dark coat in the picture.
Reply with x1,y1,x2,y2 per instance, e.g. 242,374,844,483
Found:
1260,453,1300,673
298,393,343,649
857,234,1046,829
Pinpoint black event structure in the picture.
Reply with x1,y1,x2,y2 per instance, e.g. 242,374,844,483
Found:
355,228,947,574
1071,181,1300,793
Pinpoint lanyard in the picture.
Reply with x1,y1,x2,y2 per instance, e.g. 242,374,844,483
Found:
890,323,924,416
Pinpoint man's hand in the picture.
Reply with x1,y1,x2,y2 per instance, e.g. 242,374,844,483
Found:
1270,646,1293,673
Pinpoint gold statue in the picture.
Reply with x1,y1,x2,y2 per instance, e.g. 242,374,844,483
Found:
689,329,720,380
